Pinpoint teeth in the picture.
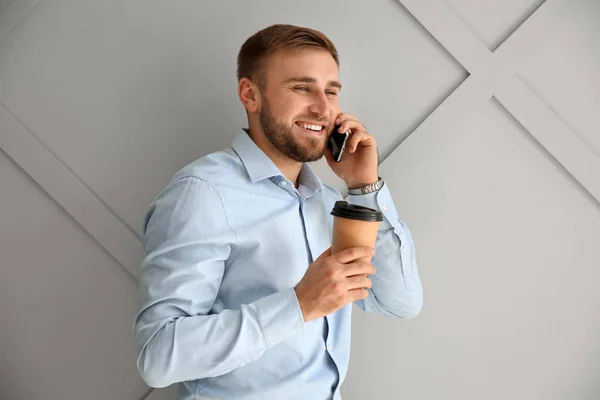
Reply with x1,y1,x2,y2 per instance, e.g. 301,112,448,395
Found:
301,123,322,131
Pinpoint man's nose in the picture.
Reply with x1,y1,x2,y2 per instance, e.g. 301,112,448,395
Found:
308,92,329,116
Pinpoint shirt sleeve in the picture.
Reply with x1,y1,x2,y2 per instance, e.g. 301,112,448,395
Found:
132,176,305,388
346,182,423,319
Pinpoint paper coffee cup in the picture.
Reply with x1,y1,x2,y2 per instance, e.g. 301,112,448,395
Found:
330,201,383,264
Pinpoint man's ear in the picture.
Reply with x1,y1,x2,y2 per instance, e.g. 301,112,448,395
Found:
238,77,261,113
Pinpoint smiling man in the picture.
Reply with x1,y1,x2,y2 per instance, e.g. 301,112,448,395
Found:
133,24,423,400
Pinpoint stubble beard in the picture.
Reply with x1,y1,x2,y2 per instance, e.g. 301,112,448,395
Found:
259,96,330,163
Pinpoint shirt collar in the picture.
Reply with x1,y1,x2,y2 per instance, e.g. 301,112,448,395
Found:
231,129,323,192
298,162,323,193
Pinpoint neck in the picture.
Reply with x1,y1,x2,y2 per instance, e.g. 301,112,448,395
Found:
244,127,303,188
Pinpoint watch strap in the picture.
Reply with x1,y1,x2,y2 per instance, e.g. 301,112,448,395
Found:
347,177,384,195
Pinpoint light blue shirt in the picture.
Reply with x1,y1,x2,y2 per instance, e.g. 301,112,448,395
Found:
133,130,423,399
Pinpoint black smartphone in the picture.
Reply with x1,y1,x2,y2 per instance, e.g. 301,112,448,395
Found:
327,125,349,162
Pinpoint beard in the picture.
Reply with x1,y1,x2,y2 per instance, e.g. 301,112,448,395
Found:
259,96,330,163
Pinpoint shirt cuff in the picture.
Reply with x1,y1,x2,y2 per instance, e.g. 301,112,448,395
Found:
253,288,306,348
346,182,398,230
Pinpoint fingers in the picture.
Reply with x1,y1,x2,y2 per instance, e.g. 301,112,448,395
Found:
333,113,377,155
335,112,358,124
335,113,363,134
343,261,376,278
346,130,375,154
335,113,364,130
335,122,376,154
337,119,363,135
334,247,375,264
346,275,373,290
349,288,370,302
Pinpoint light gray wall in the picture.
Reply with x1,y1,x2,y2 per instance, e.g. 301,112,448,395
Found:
0,0,15,17
0,0,599,399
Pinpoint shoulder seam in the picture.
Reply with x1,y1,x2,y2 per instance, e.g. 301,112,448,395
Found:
173,174,239,245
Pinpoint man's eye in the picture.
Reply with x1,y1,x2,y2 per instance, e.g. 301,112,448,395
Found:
295,86,309,92
326,91,338,96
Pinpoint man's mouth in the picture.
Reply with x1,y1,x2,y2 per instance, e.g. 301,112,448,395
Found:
295,121,326,135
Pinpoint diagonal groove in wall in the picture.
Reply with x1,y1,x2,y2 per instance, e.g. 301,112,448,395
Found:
383,0,589,201
0,1,595,397
516,73,600,161
494,77,600,204
488,0,547,52
398,0,493,75
0,100,142,281
138,387,155,400
379,73,470,165
0,0,592,314
0,0,40,45
492,94,600,209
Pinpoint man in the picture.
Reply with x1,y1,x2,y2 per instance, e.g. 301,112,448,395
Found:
133,24,423,400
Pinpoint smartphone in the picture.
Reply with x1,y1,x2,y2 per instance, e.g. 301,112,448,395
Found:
327,125,349,162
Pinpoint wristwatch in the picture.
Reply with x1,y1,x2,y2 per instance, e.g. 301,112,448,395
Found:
347,177,384,195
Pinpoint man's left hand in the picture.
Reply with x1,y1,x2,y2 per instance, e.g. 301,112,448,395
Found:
324,113,379,189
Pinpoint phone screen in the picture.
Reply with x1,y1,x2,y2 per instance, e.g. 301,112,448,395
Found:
327,125,349,162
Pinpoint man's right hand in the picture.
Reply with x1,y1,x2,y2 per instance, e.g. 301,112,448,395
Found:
294,247,376,322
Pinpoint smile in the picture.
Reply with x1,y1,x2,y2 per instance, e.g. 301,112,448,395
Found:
295,121,325,135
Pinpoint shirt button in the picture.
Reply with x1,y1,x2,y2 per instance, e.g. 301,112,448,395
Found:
328,343,333,352
401,247,406,252
280,181,287,186
382,204,388,211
